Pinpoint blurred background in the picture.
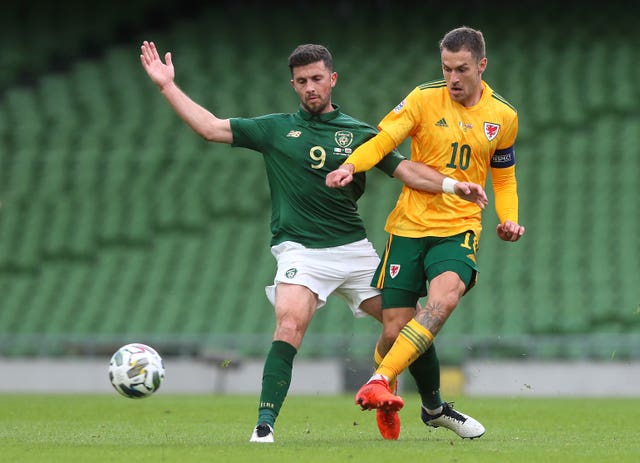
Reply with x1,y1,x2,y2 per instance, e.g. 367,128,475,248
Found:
0,0,638,393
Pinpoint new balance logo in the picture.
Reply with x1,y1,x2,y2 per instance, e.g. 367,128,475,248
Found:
435,118,448,127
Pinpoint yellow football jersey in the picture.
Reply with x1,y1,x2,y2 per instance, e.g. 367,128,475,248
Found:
378,79,518,238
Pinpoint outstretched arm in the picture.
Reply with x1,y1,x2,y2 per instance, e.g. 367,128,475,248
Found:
326,159,488,209
325,130,398,187
326,162,355,187
394,160,488,209
140,41,233,143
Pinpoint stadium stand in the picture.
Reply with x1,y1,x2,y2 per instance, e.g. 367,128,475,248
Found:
0,1,638,362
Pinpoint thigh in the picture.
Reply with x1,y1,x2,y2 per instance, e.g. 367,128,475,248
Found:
425,231,479,291
268,239,381,317
382,306,416,332
273,283,318,348
373,234,428,296
268,241,343,309
357,295,382,322
325,239,382,317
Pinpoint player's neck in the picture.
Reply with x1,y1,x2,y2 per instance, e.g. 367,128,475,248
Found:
462,84,484,108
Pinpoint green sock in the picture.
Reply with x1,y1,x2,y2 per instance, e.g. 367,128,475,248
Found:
408,343,443,410
256,340,297,427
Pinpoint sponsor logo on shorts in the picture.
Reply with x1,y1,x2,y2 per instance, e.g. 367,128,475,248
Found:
285,268,297,279
389,264,401,279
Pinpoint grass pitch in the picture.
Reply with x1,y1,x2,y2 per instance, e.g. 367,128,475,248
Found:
1,394,638,463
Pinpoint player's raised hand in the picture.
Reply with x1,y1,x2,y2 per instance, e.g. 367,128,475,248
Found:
326,164,355,188
140,41,174,90
454,182,488,209
496,220,525,242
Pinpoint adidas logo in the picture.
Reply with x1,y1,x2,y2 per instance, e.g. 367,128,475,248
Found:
435,118,448,127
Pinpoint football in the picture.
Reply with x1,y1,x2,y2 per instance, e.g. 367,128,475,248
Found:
108,343,165,398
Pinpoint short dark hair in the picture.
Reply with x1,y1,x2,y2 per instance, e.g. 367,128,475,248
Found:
288,44,333,74
439,26,486,62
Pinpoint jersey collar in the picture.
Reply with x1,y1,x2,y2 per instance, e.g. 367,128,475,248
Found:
297,104,341,122
458,81,491,111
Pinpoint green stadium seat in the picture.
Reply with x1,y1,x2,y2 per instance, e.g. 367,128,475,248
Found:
1,4,639,361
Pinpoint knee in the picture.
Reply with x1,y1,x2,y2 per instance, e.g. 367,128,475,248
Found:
276,317,303,336
381,323,402,343
440,289,462,311
381,312,413,343
429,274,465,311
274,314,307,345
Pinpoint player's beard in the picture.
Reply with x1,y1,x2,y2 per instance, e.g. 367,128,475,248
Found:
302,93,331,115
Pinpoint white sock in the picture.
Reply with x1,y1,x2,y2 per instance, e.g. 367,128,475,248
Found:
369,373,390,384
424,405,443,416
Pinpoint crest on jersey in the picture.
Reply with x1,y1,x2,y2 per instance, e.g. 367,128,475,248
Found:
484,122,500,141
335,131,354,148
389,264,401,279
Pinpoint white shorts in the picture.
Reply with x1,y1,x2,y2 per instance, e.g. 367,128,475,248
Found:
265,239,381,318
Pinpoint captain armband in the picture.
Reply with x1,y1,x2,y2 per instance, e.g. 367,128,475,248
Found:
490,146,515,168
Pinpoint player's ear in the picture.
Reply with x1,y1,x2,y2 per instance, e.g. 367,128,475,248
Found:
331,71,338,88
478,57,487,73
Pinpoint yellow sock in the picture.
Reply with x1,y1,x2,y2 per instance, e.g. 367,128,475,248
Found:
374,343,397,392
377,319,434,381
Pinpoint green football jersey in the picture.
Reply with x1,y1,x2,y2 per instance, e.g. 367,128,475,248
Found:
230,104,404,248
